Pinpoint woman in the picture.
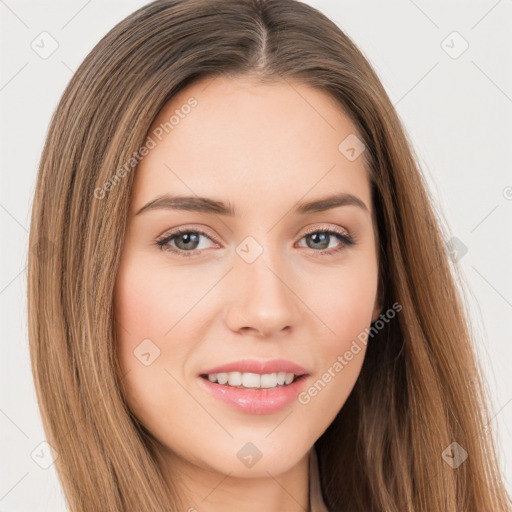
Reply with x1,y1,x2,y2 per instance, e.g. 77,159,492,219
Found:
27,0,512,510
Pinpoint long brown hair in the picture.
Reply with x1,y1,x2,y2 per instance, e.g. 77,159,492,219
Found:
27,0,511,510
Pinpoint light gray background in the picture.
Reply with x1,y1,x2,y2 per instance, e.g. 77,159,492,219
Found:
1,0,511,510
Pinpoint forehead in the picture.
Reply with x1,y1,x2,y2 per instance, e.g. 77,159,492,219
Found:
130,75,371,217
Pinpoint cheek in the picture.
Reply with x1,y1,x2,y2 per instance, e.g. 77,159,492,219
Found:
114,253,202,349
296,256,377,416
113,258,197,447
296,307,371,439
113,251,213,417
305,255,378,347
114,255,170,337
113,256,176,406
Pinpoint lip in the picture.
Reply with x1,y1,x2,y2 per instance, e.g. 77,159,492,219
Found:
199,358,308,376
197,373,309,414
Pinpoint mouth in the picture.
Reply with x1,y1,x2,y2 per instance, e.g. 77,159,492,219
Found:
197,372,310,414
199,371,305,389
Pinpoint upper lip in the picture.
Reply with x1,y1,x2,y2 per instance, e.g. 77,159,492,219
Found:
200,358,308,376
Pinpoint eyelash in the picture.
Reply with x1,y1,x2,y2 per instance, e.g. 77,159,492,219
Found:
155,225,356,258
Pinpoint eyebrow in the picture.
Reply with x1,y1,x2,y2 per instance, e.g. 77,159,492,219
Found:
135,192,369,217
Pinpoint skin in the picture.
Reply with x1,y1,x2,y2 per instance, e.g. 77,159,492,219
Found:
113,75,381,512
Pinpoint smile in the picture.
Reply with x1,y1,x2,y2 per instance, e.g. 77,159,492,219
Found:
203,371,298,389
198,373,309,414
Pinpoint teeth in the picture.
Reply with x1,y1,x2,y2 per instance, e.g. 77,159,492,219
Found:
205,371,298,389
228,372,242,386
217,372,229,385
284,373,294,385
242,372,260,388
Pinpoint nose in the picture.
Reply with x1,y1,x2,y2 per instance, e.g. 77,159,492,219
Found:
223,249,302,339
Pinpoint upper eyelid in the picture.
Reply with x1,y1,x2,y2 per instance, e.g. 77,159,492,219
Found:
156,224,220,245
301,224,350,237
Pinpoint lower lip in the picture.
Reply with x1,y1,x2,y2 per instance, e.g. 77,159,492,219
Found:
197,375,309,414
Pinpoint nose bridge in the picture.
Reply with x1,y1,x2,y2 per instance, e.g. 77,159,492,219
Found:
226,229,301,336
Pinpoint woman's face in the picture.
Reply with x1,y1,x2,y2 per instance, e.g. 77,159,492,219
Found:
114,75,381,480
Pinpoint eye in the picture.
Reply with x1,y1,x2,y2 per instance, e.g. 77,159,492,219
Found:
155,225,356,258
296,226,355,256
156,228,217,257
